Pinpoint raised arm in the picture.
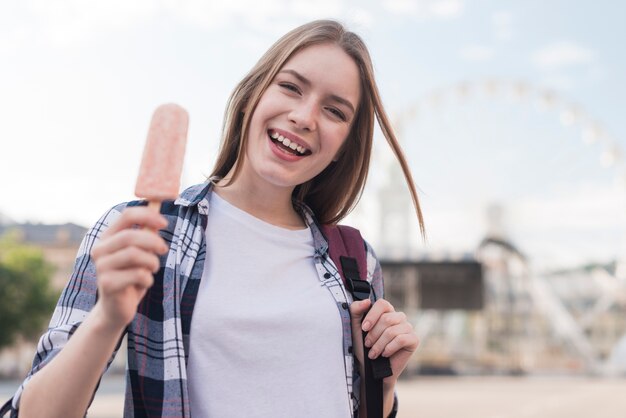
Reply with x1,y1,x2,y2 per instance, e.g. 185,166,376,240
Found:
18,206,168,418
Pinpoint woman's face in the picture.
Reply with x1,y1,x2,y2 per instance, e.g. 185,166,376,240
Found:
241,43,361,193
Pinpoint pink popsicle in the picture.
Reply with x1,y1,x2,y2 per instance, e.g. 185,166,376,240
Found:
135,104,189,204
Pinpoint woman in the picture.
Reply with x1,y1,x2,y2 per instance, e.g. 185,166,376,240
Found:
11,20,423,418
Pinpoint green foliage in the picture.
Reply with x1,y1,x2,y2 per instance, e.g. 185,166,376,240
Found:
0,234,58,349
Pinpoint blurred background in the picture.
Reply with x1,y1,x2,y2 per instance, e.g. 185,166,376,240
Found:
1,0,626,416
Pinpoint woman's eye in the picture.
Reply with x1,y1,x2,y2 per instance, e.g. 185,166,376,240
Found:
279,83,300,94
327,107,346,121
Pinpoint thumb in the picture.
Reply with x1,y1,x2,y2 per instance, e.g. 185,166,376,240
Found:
349,299,372,323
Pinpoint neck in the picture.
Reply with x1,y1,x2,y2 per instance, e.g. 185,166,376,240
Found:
213,175,305,230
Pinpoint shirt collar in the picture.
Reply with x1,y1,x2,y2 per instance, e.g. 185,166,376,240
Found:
293,199,329,257
175,181,329,256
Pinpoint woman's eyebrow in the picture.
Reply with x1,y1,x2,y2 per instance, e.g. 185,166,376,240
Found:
278,68,356,114
280,69,311,87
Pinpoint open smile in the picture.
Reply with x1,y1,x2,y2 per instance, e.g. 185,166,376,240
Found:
268,129,311,156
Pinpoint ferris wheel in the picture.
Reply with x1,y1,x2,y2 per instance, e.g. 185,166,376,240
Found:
380,80,626,374
393,78,623,174
376,77,626,271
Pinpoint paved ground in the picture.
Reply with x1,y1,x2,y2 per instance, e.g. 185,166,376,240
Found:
394,376,626,418
3,375,626,417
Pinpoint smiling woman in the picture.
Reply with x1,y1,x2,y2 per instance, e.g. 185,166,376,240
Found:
7,20,423,418
211,21,425,228
215,42,362,224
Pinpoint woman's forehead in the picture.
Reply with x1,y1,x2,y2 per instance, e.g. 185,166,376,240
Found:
279,43,361,105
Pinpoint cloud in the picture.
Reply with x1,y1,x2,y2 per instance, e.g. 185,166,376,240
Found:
289,0,343,19
539,74,574,92
172,0,343,28
429,0,463,17
507,182,626,266
532,41,595,71
3,0,158,48
382,0,464,19
382,0,418,14
511,183,625,231
6,0,355,49
346,8,375,29
0,27,29,54
492,10,512,41
459,44,494,61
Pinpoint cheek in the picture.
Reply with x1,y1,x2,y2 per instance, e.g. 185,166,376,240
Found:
253,92,283,117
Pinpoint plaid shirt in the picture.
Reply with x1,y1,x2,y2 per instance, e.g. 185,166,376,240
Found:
10,182,397,417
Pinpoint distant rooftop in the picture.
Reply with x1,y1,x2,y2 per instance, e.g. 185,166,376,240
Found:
0,222,87,246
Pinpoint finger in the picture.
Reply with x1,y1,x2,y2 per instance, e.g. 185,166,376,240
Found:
367,322,413,359
99,268,154,295
349,299,371,323
96,246,162,273
364,311,407,346
103,207,168,237
92,229,168,259
380,332,420,359
362,299,394,332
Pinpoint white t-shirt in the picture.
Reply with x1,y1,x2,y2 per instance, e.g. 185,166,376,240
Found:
187,192,351,417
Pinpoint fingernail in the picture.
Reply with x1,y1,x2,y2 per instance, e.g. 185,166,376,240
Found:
362,321,371,331
368,349,377,359
364,338,371,347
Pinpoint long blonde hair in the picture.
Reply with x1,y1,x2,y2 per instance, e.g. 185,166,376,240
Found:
210,19,425,236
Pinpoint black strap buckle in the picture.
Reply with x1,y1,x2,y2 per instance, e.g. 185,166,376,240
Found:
346,277,371,301
340,256,371,301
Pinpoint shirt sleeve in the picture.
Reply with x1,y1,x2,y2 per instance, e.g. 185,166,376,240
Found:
9,203,128,414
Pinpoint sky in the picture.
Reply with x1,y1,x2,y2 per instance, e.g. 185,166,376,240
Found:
1,0,625,270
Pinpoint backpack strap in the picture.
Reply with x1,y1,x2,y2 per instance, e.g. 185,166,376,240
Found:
322,224,368,295
321,224,393,418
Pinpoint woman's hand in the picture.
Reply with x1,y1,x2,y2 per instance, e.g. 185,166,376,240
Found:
90,206,169,331
350,299,419,386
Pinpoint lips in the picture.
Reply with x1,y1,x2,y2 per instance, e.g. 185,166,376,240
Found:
268,129,311,156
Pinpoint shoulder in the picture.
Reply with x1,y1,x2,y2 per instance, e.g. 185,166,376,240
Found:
364,239,380,265
93,181,212,234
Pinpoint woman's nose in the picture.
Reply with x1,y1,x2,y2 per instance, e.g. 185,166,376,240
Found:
288,100,317,131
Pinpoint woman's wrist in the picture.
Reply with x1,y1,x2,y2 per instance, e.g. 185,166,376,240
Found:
89,302,128,338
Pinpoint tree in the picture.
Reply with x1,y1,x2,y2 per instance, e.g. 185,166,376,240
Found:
0,234,58,350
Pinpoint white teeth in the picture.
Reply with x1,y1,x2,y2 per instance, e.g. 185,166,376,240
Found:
270,131,308,155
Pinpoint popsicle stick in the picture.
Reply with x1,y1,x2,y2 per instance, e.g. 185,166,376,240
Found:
143,200,163,232
147,200,161,213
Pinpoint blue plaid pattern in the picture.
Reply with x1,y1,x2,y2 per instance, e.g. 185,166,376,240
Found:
10,182,397,417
